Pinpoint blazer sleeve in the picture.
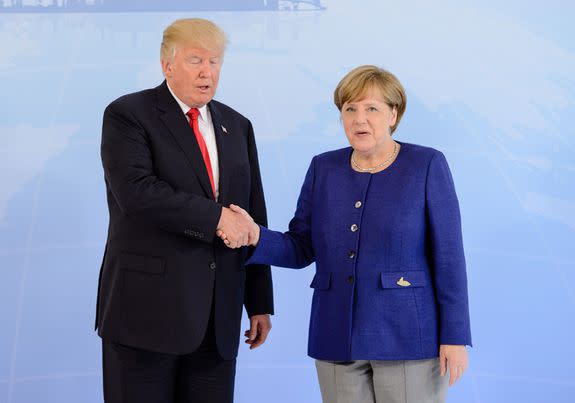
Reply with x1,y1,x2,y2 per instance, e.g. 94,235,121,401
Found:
101,101,222,242
247,157,316,269
426,151,472,346
243,121,274,316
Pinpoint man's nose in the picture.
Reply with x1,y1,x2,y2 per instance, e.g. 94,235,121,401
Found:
198,61,212,78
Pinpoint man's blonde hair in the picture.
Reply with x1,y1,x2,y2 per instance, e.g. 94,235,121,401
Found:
334,65,407,134
161,18,228,60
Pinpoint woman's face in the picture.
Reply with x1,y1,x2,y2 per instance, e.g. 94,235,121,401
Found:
341,88,397,156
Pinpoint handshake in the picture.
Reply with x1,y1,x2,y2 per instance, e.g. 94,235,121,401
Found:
216,204,260,249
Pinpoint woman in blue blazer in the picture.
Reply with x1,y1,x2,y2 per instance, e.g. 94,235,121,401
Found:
220,65,472,403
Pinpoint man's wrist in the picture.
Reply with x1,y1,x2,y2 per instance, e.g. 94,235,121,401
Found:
217,205,229,229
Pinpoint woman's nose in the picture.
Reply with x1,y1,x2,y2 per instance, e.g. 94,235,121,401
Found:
354,110,367,124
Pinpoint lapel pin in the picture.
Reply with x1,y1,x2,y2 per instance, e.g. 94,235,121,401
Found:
396,277,411,287
221,125,228,134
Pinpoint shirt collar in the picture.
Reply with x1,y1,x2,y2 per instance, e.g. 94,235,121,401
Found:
166,82,209,122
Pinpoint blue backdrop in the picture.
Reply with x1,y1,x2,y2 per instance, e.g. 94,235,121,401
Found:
1,1,574,402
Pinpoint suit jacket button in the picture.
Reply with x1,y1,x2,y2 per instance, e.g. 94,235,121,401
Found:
355,201,362,208
348,250,356,259
347,275,354,284
351,224,358,232
209,262,216,270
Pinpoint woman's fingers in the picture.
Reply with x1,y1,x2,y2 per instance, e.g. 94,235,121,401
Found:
230,204,249,216
439,344,468,386
216,230,232,247
439,350,447,377
449,362,458,386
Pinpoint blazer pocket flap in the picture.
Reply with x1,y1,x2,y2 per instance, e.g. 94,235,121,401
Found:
380,271,427,289
119,253,165,275
310,272,331,290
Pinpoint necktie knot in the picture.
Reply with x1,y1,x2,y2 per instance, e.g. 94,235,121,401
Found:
187,107,200,121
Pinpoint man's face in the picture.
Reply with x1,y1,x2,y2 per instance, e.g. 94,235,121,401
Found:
162,45,222,107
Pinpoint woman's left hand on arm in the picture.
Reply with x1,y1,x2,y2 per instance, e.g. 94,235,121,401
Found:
439,344,468,386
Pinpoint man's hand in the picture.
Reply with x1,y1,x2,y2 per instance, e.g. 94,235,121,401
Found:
439,344,468,386
244,314,272,349
216,206,254,248
216,204,260,248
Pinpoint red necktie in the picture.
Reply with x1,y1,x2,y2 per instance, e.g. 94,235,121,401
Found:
186,108,216,198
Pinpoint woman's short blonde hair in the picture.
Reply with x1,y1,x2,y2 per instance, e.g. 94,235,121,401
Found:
334,65,407,134
161,18,228,61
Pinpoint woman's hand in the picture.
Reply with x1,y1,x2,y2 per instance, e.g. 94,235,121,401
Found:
216,204,260,247
439,344,468,386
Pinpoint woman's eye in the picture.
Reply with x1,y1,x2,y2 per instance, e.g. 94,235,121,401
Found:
368,107,378,112
345,107,355,112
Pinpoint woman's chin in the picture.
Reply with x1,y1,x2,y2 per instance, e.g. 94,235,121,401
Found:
351,142,376,155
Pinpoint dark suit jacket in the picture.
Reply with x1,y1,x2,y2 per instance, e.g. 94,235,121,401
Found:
95,81,273,359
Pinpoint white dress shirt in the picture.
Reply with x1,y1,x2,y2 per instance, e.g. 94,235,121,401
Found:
167,83,220,199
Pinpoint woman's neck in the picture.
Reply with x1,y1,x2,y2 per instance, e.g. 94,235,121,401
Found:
352,140,400,173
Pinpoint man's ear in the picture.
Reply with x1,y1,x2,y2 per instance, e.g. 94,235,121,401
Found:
161,59,171,78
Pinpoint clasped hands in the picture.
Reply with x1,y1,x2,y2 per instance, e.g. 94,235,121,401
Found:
216,204,259,248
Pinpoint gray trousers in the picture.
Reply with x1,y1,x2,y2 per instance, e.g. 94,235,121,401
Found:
315,358,448,403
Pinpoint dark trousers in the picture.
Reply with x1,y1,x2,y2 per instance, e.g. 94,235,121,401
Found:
102,308,236,403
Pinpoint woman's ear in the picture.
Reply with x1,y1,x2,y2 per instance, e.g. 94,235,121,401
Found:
390,106,398,126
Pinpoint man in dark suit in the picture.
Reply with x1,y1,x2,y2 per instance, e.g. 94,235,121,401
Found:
95,18,274,403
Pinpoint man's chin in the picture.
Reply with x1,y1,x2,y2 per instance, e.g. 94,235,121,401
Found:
190,94,214,106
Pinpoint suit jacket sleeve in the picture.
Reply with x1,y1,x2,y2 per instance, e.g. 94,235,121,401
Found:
243,121,274,316
101,101,222,242
426,151,472,346
247,157,316,269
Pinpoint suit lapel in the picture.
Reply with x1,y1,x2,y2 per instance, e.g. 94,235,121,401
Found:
208,102,231,205
156,81,214,200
